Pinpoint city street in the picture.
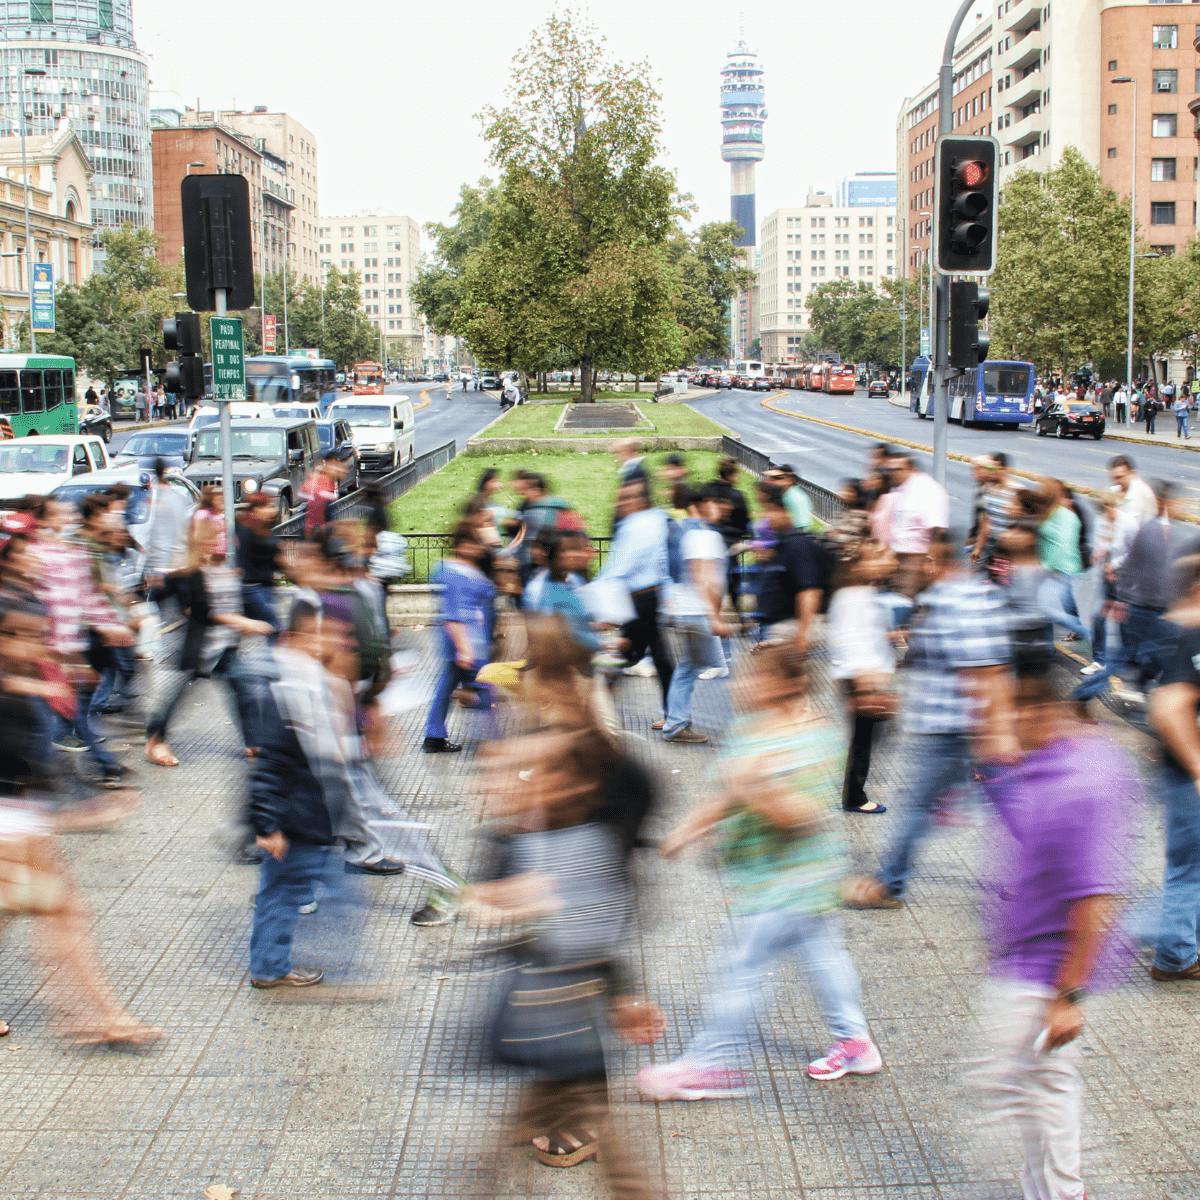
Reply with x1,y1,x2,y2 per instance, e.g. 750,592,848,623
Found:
692,388,1200,520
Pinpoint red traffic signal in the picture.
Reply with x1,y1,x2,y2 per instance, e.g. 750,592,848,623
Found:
935,136,999,275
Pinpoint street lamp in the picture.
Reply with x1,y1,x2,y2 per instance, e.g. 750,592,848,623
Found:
185,160,204,176
918,209,933,358
1112,76,1138,399
282,240,294,356
16,65,46,352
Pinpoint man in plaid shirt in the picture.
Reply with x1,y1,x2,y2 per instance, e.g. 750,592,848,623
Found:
846,531,1015,908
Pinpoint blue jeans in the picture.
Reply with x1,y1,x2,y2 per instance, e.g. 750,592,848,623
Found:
1153,763,1200,974
663,615,724,738
1039,574,1088,643
242,584,279,637
879,732,972,898
685,908,868,1069
55,687,117,773
1177,409,1190,438
423,661,490,740
147,646,260,748
1121,604,1173,689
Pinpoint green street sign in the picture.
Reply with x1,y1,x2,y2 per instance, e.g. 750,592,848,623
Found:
210,316,245,401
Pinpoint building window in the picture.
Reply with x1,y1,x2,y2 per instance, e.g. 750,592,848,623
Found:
1152,113,1178,137
98,0,113,27
1107,103,1118,115
1151,157,1177,181
1108,147,1118,158
1150,201,1176,224
1152,25,1178,49
1108,60,1118,71
29,0,52,21
1153,69,1178,93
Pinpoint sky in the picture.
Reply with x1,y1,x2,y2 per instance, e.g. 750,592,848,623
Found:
138,0,988,238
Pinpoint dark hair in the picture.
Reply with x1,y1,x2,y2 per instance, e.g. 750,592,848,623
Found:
717,456,738,482
664,453,685,468
548,530,588,583
103,482,131,502
79,493,111,524
450,520,479,550
672,482,697,511
991,451,1008,469
697,483,729,506
1108,454,1134,471
1153,479,1176,504
476,467,499,493
154,456,167,483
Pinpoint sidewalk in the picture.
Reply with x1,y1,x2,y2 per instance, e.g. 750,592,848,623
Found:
0,629,1190,1198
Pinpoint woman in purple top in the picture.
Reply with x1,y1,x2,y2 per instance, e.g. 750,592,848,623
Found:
976,651,1137,1200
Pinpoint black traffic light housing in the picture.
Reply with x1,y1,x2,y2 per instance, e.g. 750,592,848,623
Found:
950,281,991,370
935,135,999,275
180,173,255,312
163,311,205,400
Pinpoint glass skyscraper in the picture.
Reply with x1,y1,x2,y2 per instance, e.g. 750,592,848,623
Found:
0,1,151,238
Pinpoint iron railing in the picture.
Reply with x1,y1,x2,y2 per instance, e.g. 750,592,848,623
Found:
721,434,847,526
399,532,616,584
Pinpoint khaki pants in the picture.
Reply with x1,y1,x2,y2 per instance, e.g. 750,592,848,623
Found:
976,979,1085,1200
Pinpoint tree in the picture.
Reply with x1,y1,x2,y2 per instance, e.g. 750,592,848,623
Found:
989,148,1129,375
668,221,754,363
475,10,679,400
37,227,182,380
805,279,901,367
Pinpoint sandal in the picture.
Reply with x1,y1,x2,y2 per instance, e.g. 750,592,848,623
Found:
842,875,905,910
532,1128,601,1168
70,1020,164,1047
144,741,179,769
844,802,887,815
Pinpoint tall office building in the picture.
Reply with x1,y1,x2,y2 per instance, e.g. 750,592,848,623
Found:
719,37,766,358
318,212,422,363
0,0,152,239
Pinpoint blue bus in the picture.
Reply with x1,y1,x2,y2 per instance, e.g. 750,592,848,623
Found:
245,355,338,414
910,358,1036,428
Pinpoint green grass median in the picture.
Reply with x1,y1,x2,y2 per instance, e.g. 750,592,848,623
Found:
477,400,728,440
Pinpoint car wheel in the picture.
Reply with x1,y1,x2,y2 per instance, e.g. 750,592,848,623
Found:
103,423,112,443
277,493,291,524
1036,424,1045,436
1093,432,1103,440
1056,424,1066,438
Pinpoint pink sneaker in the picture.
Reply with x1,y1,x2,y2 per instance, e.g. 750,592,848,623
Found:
807,1037,883,1081
637,1060,747,1101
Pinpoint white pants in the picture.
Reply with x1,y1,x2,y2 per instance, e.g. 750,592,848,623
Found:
976,980,1085,1200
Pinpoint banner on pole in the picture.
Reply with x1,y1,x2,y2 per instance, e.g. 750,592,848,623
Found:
31,262,54,333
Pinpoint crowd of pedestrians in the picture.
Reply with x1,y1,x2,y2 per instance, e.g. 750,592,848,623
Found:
1036,374,1200,439
2,416,1198,1200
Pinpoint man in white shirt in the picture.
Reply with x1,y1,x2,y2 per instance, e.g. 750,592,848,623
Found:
885,452,950,595
662,486,729,745
1108,454,1158,527
1113,385,1128,425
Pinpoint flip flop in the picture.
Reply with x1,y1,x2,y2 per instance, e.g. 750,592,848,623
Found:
842,876,905,910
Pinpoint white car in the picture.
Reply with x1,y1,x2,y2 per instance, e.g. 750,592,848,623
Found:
187,402,275,442
272,402,322,423
0,434,111,502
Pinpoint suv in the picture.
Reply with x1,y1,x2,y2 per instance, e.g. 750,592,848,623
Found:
185,418,319,522
316,417,360,493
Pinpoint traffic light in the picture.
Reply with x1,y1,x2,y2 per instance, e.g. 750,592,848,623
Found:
180,174,255,311
163,311,205,399
934,135,999,275
949,280,991,369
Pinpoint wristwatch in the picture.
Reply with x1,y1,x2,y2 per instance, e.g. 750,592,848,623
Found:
1056,987,1087,1005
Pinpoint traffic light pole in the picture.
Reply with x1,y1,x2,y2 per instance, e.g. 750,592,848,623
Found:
215,286,238,569
931,0,978,489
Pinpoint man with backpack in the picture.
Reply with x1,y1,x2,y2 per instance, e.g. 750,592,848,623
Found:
754,492,830,654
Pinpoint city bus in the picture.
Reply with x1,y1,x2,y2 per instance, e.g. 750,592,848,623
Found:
245,355,338,414
823,364,857,394
732,359,766,383
910,357,1036,427
351,360,386,395
0,354,78,436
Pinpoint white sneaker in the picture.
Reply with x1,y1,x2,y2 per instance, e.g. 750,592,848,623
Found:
1079,662,1104,677
807,1037,883,1081
623,659,657,677
698,666,730,680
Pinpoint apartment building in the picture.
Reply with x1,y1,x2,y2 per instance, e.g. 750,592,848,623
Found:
318,212,422,360
757,191,897,363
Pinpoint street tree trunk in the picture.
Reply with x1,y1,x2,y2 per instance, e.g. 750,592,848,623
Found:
580,357,594,403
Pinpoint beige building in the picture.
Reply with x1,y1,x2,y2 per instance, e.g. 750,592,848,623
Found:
757,192,897,362
181,108,320,285
318,213,422,360
0,125,93,342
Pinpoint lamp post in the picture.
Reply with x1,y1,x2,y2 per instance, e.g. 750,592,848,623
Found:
17,64,46,352
282,240,293,356
900,212,908,404
1112,76,1138,400
918,210,933,357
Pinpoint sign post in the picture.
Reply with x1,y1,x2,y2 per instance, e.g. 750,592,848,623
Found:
262,313,277,355
31,262,54,334
210,307,243,564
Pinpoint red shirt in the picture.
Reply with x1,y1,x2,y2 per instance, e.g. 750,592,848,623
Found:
302,472,338,538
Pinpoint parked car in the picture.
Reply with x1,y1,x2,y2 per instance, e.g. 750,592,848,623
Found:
479,373,501,390
185,418,319,521
113,429,191,471
52,467,200,580
0,435,110,503
750,377,771,392
1035,400,1105,440
867,378,890,398
79,403,113,444
315,417,360,494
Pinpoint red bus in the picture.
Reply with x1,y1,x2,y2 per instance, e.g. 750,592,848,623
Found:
806,363,826,391
824,365,856,394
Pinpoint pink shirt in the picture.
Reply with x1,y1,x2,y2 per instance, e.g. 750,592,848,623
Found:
888,472,950,556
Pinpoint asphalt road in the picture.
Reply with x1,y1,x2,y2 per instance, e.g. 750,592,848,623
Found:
692,386,1200,518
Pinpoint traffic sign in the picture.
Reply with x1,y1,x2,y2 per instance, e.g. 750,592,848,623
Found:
31,262,54,333
210,315,245,401
262,313,277,354
920,327,931,356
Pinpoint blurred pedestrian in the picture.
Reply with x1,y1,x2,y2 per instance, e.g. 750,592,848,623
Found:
753,492,826,653
1108,454,1157,527
301,451,345,540
236,492,281,635
763,464,813,532
885,452,949,596
613,438,649,489
639,644,881,1100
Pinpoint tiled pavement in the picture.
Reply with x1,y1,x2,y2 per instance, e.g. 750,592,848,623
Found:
0,629,1195,1199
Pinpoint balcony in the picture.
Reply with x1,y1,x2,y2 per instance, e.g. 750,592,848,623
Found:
1005,68,1043,110
1004,109,1044,148
1005,26,1043,71
1003,0,1042,35
1190,95,1200,135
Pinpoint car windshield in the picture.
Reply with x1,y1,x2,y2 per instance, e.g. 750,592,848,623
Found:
332,405,390,427
192,412,219,431
273,407,311,419
316,425,334,449
984,366,1032,396
55,483,151,524
1067,403,1093,412
194,429,285,460
0,443,69,473
122,433,187,455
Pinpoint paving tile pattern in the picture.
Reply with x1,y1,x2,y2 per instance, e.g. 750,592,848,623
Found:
0,629,1192,1198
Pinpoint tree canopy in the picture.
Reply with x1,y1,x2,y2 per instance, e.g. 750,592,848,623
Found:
805,276,917,368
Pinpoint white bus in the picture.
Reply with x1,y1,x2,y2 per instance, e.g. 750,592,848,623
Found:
733,360,766,381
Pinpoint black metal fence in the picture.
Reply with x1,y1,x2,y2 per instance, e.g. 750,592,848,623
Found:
721,434,847,526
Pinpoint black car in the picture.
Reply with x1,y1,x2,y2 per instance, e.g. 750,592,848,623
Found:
315,417,359,494
79,404,112,444
185,418,319,522
1035,401,1105,440
113,429,190,471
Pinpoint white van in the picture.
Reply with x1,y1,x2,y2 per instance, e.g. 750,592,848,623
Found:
328,396,414,473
